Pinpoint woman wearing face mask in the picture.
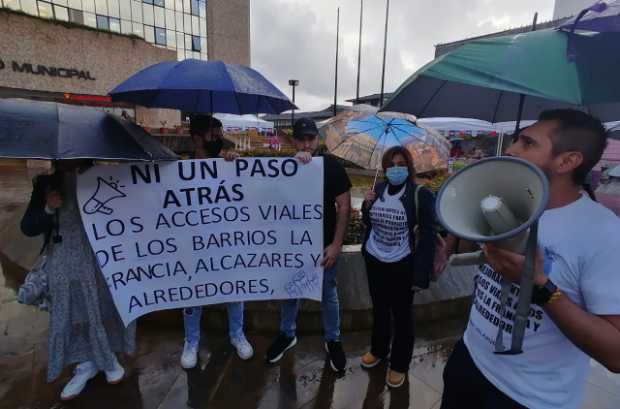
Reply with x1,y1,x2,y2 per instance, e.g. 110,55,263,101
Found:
360,146,437,388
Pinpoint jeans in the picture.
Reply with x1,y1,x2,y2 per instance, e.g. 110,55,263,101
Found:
280,264,340,342
184,302,245,344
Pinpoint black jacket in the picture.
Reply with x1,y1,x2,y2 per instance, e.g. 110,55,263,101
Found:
361,180,437,289
21,175,59,250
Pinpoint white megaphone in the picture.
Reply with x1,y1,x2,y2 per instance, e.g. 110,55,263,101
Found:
435,157,549,355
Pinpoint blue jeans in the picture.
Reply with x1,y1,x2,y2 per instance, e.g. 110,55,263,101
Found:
280,264,340,342
184,302,245,344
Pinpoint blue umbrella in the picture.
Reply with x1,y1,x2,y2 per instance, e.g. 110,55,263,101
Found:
109,59,296,115
560,1,620,33
0,99,177,161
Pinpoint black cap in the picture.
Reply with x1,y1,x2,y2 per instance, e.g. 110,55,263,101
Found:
293,118,319,139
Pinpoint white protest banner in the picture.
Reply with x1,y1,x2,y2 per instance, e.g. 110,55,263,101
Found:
77,158,324,326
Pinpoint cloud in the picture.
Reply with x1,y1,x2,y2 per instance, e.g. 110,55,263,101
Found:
251,0,555,111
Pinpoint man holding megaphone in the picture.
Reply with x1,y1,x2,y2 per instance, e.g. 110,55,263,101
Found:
439,110,620,409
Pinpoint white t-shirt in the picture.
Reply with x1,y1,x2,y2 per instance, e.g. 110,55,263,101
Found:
464,195,620,409
365,185,411,263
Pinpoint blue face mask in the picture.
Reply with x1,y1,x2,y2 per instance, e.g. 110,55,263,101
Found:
385,166,409,185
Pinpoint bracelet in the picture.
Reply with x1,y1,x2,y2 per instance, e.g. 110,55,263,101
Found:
547,289,562,305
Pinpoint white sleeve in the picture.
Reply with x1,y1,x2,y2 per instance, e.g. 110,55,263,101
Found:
580,232,620,315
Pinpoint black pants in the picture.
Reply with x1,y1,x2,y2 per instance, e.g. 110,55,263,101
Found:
364,253,415,373
440,339,527,409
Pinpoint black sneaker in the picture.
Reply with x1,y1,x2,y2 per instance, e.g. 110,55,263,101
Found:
325,341,347,372
266,333,297,363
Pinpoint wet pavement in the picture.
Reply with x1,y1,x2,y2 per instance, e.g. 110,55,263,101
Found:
1,165,619,409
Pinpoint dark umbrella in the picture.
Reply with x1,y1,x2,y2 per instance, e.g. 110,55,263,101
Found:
0,99,177,161
109,59,296,114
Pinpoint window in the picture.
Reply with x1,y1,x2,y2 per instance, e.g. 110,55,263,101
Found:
38,2,54,19
52,0,68,5
165,0,174,9
109,16,120,32
3,0,21,11
190,0,199,16
199,17,206,37
67,0,81,9
131,1,142,22
54,5,69,21
191,15,199,35
144,25,155,43
154,4,164,27
142,0,153,4
184,13,191,34
153,0,164,6
165,8,174,30
69,8,84,24
155,27,166,45
166,29,176,48
84,11,97,27
96,14,109,30
200,36,206,52
184,33,191,50
132,22,144,37
191,35,200,52
199,0,205,18
107,0,119,18
94,0,106,15
176,30,184,50
183,0,189,13
177,49,185,61
142,3,154,25
175,0,183,12
20,0,38,15
121,19,132,34
119,0,131,19
175,11,183,31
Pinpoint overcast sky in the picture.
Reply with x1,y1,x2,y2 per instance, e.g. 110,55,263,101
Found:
250,0,555,111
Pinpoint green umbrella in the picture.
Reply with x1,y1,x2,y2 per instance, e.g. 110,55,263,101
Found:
383,29,620,122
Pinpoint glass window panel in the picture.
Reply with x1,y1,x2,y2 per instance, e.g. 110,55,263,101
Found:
84,11,97,27
144,25,155,42
4,0,21,11
38,2,54,19
119,0,131,19
68,0,81,8
54,5,69,20
199,0,205,18
155,27,166,45
142,3,154,25
185,33,191,50
131,1,142,22
199,18,206,37
154,4,164,27
68,8,84,24
153,0,164,6
107,0,119,18
94,0,106,14
165,0,174,9
132,22,144,37
175,11,183,31
183,0,189,13
109,16,120,31
191,35,200,51
165,8,174,30
175,0,182,12
177,49,185,61
191,15,198,35
53,0,67,5
21,0,39,15
200,51,208,61
82,0,95,13
200,36,206,52
190,0,198,16
121,19,132,34
184,13,191,34
143,0,152,4
166,29,176,48
176,30,184,49
96,15,109,29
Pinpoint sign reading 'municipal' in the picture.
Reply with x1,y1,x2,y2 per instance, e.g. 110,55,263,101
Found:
77,158,324,326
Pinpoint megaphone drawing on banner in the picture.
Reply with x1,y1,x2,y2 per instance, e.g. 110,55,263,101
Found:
435,156,549,355
82,176,127,215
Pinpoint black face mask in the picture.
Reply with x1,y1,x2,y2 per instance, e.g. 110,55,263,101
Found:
204,139,223,158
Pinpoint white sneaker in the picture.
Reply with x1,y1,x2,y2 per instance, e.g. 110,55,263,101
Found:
231,335,254,360
181,340,199,369
60,361,98,401
104,356,125,384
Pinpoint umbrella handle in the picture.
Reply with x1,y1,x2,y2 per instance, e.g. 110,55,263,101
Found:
372,168,380,191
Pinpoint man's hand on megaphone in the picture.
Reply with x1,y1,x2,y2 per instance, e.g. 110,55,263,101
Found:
483,244,547,286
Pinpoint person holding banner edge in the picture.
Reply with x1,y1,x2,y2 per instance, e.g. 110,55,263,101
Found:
180,115,254,369
265,118,352,372
360,146,437,388
440,110,620,409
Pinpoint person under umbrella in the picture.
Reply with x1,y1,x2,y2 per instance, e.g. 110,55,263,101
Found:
180,115,255,369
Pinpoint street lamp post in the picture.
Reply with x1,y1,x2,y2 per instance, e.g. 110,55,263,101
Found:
289,79,299,128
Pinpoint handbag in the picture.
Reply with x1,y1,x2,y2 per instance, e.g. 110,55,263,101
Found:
17,253,51,311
